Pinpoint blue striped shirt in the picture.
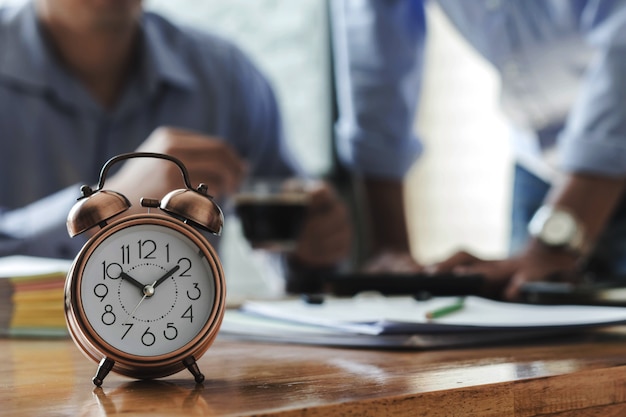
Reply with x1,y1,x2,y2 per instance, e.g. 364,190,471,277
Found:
0,1,296,258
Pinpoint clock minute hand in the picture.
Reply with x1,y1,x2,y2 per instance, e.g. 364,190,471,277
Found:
152,265,181,290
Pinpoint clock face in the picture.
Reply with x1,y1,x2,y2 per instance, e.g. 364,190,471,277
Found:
77,222,217,357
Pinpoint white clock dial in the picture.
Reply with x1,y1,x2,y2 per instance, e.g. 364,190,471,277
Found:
79,223,216,357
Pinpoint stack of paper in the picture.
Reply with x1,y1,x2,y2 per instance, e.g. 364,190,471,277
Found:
0,256,72,337
219,295,626,349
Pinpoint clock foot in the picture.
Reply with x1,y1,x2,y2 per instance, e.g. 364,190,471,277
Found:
183,356,205,384
92,357,115,387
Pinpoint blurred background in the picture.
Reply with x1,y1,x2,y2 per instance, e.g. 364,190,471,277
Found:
1,0,513,297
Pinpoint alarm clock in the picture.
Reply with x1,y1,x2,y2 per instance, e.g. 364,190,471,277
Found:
64,152,226,386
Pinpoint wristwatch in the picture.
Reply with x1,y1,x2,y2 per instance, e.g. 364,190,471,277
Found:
528,205,586,253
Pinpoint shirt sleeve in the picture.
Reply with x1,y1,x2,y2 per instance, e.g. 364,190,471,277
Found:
0,185,88,259
330,0,426,179
559,0,626,176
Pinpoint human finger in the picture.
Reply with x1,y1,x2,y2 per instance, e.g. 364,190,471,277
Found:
426,250,481,274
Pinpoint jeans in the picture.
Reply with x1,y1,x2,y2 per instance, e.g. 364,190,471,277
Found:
510,164,626,279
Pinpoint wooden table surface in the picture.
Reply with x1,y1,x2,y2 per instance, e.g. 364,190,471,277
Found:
3,331,626,416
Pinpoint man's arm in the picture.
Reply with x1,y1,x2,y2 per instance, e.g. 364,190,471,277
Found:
505,173,626,299
330,0,426,266
0,186,87,259
428,0,626,298
362,177,411,253
357,176,421,271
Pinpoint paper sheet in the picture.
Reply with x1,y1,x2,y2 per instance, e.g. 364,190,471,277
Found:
241,295,626,335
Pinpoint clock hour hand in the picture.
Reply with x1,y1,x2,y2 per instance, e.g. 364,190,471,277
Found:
152,265,181,290
120,272,145,291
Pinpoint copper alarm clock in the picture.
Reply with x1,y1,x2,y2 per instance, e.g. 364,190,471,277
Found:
64,152,226,386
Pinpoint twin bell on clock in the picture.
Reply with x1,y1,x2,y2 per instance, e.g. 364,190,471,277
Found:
64,152,226,387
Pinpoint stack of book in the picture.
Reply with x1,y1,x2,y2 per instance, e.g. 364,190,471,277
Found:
0,256,72,337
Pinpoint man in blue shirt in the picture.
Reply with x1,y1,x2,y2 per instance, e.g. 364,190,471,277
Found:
0,0,351,271
332,0,626,298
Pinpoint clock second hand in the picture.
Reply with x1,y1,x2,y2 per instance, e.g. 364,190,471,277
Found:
122,284,155,326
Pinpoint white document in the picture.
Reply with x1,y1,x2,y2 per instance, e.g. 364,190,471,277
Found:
240,295,626,335
219,309,552,349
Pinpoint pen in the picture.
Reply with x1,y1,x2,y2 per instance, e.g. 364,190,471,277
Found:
425,297,466,319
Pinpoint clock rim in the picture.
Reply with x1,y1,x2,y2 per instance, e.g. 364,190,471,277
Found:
64,213,226,380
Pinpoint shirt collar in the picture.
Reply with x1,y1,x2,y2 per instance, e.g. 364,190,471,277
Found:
140,12,196,92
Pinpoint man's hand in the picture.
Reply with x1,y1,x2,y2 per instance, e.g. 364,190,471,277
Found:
362,250,422,273
106,127,247,213
427,242,581,300
291,181,352,267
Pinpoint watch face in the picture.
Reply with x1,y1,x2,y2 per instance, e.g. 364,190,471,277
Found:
77,222,218,357
542,210,577,245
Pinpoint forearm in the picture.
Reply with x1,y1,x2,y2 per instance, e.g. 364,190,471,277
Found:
362,177,411,254
0,185,86,259
545,173,626,250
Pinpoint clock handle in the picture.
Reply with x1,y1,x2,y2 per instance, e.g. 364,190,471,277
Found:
95,152,196,192
67,152,224,236
100,152,224,235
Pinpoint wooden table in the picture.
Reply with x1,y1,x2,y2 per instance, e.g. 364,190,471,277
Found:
3,331,626,416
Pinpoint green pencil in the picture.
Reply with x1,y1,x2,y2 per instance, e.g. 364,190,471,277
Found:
425,297,466,319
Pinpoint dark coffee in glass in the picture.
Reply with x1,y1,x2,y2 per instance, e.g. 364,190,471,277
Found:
234,186,309,251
